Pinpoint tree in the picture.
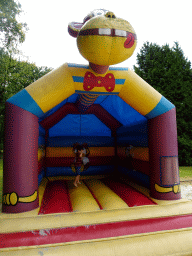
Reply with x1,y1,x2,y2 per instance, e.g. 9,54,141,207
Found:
134,42,192,166
0,0,27,51
0,49,52,151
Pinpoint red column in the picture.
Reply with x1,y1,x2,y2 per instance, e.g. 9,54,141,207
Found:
148,108,181,200
3,102,39,213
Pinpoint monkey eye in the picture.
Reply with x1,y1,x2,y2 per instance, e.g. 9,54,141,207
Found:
105,11,116,18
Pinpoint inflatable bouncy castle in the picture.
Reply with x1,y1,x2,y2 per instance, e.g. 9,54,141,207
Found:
1,9,192,255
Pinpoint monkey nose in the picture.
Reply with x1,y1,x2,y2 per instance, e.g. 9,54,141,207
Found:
105,11,116,19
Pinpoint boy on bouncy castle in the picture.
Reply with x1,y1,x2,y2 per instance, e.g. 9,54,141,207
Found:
72,143,90,187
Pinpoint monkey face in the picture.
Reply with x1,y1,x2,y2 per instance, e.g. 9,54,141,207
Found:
68,9,137,66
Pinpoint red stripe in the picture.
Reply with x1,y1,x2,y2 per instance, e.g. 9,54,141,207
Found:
118,158,149,176
85,104,122,136
46,157,74,167
38,158,45,174
38,180,72,214
46,156,115,167
131,159,149,175
40,103,80,130
1,214,192,248
102,179,156,207
74,156,83,166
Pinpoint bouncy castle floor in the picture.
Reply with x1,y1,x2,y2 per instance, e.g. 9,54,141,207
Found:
1,175,192,256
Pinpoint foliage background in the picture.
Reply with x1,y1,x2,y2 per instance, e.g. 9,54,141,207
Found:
0,0,52,153
134,42,192,166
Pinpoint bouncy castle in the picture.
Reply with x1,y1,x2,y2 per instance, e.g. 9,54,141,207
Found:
1,9,192,256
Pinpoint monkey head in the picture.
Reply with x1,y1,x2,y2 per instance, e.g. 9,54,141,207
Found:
68,9,137,66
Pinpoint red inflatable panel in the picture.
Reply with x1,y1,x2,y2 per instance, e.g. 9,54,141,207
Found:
2,214,192,248
39,180,72,214
102,179,156,207
85,104,122,136
46,156,115,167
40,103,80,130
38,158,45,174
131,159,149,175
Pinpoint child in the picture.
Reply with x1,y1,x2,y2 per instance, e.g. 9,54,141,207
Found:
82,143,90,169
72,143,90,187
72,144,84,187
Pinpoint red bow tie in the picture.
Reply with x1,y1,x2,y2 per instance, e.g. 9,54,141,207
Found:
83,72,115,92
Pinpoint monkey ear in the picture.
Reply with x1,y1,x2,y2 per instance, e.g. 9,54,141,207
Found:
68,22,83,38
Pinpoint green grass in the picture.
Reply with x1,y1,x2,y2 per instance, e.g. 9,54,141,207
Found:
179,166,192,178
0,159,3,171
0,160,2,206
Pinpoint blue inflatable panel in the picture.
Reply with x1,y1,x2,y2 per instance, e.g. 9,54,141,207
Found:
38,169,45,186
49,115,80,137
47,136,115,147
117,135,148,147
118,166,150,188
117,119,148,136
68,63,89,69
94,95,109,104
109,67,128,71
39,124,46,136
7,89,44,117
145,96,175,119
38,135,45,147
49,114,111,137
100,95,147,126
46,165,115,177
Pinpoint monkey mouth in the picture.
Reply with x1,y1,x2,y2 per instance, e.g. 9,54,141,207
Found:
79,28,136,48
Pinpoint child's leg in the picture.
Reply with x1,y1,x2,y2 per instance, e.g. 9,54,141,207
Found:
77,174,81,184
74,166,81,187
77,175,81,184
74,175,80,187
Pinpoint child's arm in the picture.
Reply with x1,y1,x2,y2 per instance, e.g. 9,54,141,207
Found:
82,143,90,156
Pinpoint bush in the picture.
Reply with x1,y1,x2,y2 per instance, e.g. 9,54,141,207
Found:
178,135,192,166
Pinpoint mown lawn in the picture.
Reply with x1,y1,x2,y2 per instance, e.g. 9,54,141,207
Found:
179,166,192,178
0,159,3,171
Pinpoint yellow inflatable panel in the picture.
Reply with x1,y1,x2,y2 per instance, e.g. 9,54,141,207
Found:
25,63,75,113
89,147,115,157
46,147,115,157
130,147,149,161
38,147,45,161
119,69,162,116
46,147,74,157
85,179,129,210
117,147,127,157
117,147,149,161
69,64,130,93
67,180,100,212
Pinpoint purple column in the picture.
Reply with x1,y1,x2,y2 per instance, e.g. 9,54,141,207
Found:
3,102,39,213
148,108,181,200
